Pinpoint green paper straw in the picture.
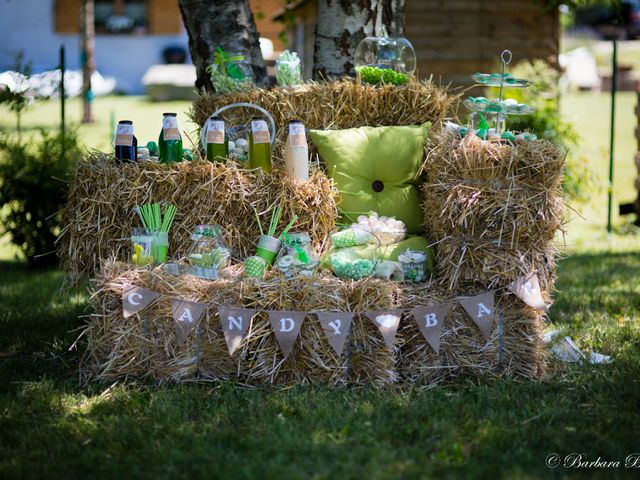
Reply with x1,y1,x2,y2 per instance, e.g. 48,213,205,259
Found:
252,206,264,236
268,205,282,237
279,214,298,238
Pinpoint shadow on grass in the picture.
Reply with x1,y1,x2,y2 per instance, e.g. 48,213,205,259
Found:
0,259,88,391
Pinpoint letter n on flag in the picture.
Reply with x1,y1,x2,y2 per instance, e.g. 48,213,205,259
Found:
218,306,257,356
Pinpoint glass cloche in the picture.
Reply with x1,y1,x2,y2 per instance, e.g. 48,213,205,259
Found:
354,27,416,86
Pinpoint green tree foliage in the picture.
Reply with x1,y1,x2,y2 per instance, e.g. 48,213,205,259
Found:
0,130,81,267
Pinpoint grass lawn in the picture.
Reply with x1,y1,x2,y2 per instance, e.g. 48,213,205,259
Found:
1,91,640,478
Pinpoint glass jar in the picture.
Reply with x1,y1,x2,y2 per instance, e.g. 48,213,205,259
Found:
209,51,255,94
186,224,231,280
130,228,169,266
354,27,416,86
275,232,319,279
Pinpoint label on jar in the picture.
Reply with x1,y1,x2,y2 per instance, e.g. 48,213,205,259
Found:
162,116,180,140
206,119,225,144
115,124,134,146
251,120,270,144
288,123,306,147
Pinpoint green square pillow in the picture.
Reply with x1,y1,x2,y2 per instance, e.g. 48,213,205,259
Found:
309,123,430,233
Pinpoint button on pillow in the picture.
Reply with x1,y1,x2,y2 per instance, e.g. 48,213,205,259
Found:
309,123,430,234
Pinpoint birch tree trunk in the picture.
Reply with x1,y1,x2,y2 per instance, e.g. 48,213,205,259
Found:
312,0,405,80
178,0,267,92
80,0,95,123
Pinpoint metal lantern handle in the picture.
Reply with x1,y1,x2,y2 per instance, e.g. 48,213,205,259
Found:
200,102,277,152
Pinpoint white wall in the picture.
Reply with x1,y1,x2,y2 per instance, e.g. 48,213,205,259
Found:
0,0,190,93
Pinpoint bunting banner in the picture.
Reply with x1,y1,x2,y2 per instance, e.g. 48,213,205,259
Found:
122,286,160,318
268,311,306,359
509,273,547,310
218,306,257,356
316,312,355,356
118,275,543,358
412,304,450,354
458,291,495,340
172,299,208,345
366,311,402,351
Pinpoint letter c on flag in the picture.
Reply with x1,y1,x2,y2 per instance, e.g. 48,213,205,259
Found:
128,292,143,306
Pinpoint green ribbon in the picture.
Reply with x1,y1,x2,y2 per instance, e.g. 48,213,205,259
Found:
281,232,310,263
206,47,246,80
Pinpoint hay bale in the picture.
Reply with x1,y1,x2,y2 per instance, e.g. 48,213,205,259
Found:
83,261,400,386
396,283,547,385
191,79,457,134
83,261,545,386
59,157,338,284
422,131,566,290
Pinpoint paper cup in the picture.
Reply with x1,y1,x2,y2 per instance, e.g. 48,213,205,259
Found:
256,235,281,264
244,255,268,279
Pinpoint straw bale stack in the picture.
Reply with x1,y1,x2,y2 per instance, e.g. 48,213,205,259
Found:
397,283,547,385
191,78,457,134
84,261,400,386
59,157,338,284
83,261,547,386
422,131,566,291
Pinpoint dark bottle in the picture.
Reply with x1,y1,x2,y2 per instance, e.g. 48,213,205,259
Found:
205,116,228,162
114,120,137,162
158,112,183,163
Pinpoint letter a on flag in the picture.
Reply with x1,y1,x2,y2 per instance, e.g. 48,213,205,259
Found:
217,306,257,356
268,311,306,359
122,286,160,318
458,291,495,341
316,312,354,356
172,299,207,345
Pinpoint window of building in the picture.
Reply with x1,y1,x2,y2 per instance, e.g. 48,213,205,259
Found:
95,0,148,34
54,0,183,35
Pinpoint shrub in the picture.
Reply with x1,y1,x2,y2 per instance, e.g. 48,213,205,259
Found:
0,129,81,267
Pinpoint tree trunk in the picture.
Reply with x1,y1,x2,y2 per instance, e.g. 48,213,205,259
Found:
312,0,405,80
80,0,95,123
178,0,267,92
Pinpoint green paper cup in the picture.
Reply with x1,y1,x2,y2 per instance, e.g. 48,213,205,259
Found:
255,235,281,264
244,255,268,279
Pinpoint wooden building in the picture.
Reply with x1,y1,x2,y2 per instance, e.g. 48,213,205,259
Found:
273,0,560,83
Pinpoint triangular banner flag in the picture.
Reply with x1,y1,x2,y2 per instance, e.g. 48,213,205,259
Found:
458,291,495,340
316,312,354,356
218,306,257,356
172,299,208,345
509,273,547,310
122,286,160,318
412,304,450,354
268,311,306,359
365,311,402,351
